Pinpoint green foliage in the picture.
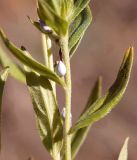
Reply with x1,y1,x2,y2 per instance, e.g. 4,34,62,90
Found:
71,77,102,159
0,47,25,83
69,6,92,57
0,29,65,87
70,48,133,133
25,68,63,156
37,0,70,35
70,0,90,21
0,1,134,159
0,67,9,151
118,137,129,160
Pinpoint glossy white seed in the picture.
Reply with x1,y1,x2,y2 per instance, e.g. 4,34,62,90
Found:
39,20,52,33
55,61,66,77
43,25,52,32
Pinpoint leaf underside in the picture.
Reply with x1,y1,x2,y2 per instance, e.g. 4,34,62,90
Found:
25,69,63,155
69,6,92,57
71,0,90,21
0,46,25,83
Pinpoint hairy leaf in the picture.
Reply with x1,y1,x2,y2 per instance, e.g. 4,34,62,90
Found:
70,0,90,21
25,69,63,155
38,0,68,35
0,67,9,151
69,6,92,57
0,29,66,87
0,47,25,83
118,137,129,160
70,48,133,133
71,77,102,159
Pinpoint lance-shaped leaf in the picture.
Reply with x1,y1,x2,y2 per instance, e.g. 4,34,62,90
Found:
118,137,129,160
25,68,63,155
0,67,9,151
71,77,102,159
70,47,133,133
69,6,92,57
70,0,90,21
0,29,66,88
38,0,68,35
27,16,48,34
0,47,25,83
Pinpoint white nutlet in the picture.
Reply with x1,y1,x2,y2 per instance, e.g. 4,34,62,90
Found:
55,61,66,77
39,20,52,33
43,25,52,32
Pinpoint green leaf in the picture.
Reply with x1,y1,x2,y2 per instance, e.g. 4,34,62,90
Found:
38,0,68,35
83,76,102,113
71,77,102,159
69,37,82,57
70,0,90,21
0,67,9,151
0,29,66,88
69,6,92,57
25,69,63,155
70,47,133,133
0,46,25,83
118,137,129,160
27,16,44,33
61,0,73,17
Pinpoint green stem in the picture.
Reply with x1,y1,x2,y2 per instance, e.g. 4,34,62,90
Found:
60,32,72,160
52,146,61,160
47,37,56,96
41,34,49,66
41,34,56,95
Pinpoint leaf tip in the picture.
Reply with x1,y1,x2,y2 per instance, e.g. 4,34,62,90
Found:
125,136,130,143
0,67,9,81
129,46,134,58
0,28,4,39
118,137,129,160
98,76,102,86
126,47,134,59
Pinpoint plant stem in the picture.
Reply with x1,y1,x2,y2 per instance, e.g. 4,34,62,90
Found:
41,34,58,160
52,146,61,160
41,34,56,95
41,34,49,66
60,32,72,160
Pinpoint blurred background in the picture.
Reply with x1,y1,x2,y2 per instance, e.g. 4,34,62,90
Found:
0,0,137,160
